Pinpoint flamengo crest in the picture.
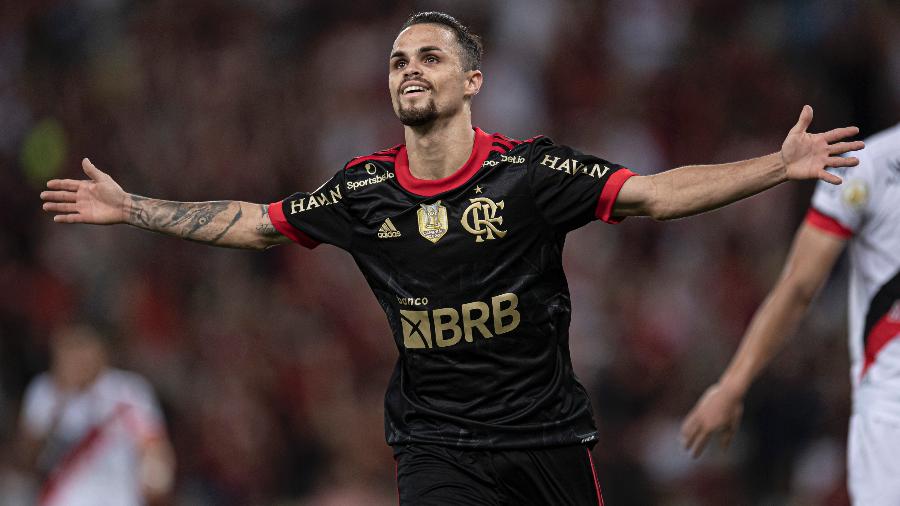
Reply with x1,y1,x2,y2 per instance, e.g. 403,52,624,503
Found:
462,197,507,242
418,201,448,243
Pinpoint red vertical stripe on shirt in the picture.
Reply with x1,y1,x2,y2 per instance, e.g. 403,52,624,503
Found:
38,405,127,506
861,311,900,378
586,449,604,506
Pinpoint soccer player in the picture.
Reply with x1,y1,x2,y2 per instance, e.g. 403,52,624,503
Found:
681,123,899,505
18,324,175,506
40,11,863,505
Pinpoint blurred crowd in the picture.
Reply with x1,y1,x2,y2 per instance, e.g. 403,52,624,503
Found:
1,0,899,504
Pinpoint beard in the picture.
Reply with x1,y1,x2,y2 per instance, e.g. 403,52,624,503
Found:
397,99,439,126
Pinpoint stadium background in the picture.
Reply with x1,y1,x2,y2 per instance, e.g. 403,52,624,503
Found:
1,0,899,504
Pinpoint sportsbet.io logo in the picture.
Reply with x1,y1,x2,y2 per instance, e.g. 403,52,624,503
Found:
400,292,520,349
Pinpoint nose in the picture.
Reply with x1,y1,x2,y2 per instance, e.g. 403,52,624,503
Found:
403,61,422,79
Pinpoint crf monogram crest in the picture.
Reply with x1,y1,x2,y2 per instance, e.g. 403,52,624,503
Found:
418,201,448,243
462,197,507,242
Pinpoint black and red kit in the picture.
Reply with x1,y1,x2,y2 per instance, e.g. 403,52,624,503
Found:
269,128,635,450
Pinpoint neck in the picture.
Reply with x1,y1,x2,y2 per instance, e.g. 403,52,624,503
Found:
404,110,474,180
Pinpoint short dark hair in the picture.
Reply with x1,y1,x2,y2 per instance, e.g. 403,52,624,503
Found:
401,12,483,71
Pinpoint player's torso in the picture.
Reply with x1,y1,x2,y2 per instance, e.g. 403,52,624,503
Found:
340,145,588,436
36,371,144,506
845,127,900,418
339,143,564,345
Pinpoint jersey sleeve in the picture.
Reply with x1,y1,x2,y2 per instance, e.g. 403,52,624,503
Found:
120,375,166,444
527,138,636,232
268,170,353,250
807,165,869,238
20,375,56,437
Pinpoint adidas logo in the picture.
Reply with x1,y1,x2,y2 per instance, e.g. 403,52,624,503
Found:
378,218,402,239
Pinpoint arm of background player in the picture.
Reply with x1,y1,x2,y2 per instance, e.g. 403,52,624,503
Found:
679,223,847,457
612,106,863,220
139,436,176,504
40,159,290,250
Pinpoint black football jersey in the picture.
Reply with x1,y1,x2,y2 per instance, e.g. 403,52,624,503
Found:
269,128,635,449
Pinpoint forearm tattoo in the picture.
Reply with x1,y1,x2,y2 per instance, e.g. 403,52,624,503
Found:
126,195,247,246
255,204,277,236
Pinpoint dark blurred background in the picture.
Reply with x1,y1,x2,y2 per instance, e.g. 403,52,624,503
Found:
1,0,898,504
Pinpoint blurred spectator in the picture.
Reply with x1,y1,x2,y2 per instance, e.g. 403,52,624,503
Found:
17,324,175,506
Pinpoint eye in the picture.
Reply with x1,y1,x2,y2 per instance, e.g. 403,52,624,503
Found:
424,55,438,64
393,60,407,69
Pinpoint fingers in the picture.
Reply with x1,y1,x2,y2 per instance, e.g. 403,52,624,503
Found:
828,140,865,155
680,415,709,459
828,156,859,168
81,158,107,181
818,170,843,185
821,126,860,143
46,179,83,191
40,190,77,203
720,425,736,449
53,213,85,224
43,202,77,213
688,428,712,458
790,105,813,134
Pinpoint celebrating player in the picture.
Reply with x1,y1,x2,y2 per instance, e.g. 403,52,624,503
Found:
41,11,863,505
681,123,899,505
18,324,175,506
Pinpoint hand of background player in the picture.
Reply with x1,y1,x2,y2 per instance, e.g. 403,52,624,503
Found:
781,105,864,185
680,382,744,458
41,159,128,224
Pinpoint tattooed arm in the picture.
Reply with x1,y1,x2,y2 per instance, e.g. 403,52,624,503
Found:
125,196,288,249
41,158,289,250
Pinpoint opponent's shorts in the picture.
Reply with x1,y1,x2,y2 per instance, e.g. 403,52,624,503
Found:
393,444,604,506
848,412,900,506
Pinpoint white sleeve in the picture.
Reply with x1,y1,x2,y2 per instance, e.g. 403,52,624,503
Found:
120,374,166,442
20,375,58,437
809,160,871,234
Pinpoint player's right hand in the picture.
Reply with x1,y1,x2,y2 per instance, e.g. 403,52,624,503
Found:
41,158,128,225
680,382,744,458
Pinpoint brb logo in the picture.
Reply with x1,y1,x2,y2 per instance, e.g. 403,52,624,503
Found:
461,197,507,242
400,292,520,349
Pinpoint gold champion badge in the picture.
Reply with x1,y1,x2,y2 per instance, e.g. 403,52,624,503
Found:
417,200,448,243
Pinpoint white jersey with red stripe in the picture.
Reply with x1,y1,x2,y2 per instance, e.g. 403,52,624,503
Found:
21,369,166,506
807,123,900,422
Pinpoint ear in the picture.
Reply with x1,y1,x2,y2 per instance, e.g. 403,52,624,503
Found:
464,70,483,99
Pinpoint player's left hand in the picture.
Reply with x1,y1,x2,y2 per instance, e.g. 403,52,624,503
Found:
781,105,864,185
680,382,744,458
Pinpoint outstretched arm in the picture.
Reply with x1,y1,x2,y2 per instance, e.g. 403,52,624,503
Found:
139,435,176,504
41,159,290,250
679,223,846,457
613,106,864,220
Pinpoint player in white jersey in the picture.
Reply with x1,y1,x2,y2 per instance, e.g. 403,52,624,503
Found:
681,123,900,505
18,325,175,506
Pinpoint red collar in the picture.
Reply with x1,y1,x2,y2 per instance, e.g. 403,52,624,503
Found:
394,127,493,197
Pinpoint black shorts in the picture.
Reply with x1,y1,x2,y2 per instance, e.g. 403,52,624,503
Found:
394,444,604,506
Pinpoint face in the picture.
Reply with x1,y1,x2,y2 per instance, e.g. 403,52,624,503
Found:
51,327,107,390
389,24,482,126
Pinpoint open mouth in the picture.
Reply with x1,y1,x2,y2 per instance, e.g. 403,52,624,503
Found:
400,83,430,97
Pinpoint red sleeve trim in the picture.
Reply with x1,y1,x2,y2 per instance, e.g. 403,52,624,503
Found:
346,155,396,169
268,201,320,249
805,208,854,238
595,169,637,224
345,145,403,169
